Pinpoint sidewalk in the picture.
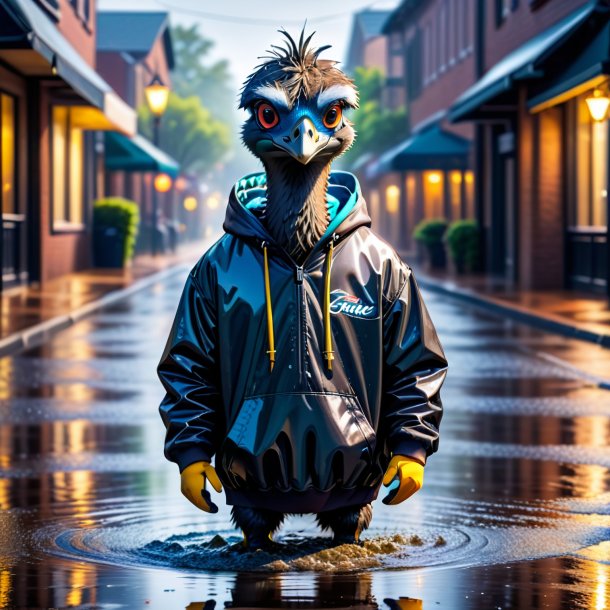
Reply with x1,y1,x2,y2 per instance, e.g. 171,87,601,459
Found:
0,240,211,357
412,265,610,348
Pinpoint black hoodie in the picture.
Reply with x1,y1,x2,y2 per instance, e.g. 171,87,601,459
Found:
158,171,448,513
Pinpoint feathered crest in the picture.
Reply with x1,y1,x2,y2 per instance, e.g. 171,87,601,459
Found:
239,26,354,109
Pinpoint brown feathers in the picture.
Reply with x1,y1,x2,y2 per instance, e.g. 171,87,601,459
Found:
240,27,355,109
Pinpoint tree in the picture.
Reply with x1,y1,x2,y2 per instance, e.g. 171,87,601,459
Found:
338,66,408,169
139,93,230,179
170,24,236,125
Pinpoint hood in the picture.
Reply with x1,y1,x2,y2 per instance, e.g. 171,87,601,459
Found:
223,170,371,248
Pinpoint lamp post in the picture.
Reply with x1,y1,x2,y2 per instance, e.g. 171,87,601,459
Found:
144,74,170,255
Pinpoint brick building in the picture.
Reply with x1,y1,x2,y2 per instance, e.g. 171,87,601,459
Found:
450,0,610,296
345,10,392,74
0,0,136,286
96,11,179,255
353,0,477,254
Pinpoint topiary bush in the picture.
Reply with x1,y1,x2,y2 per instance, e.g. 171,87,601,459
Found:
92,197,140,268
445,219,479,273
413,218,449,269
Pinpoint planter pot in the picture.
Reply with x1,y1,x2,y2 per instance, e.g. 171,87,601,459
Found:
427,243,447,269
93,227,126,269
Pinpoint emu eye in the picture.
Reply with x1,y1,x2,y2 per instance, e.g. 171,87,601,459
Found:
323,104,343,129
256,102,279,129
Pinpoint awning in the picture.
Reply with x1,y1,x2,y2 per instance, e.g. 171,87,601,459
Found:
104,132,180,177
366,123,471,181
528,9,610,112
0,0,136,135
448,2,599,122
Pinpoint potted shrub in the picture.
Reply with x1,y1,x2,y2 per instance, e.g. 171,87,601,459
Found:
445,219,480,274
412,218,448,269
92,197,140,269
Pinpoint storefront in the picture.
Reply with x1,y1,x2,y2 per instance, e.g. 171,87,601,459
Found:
0,0,135,286
449,1,610,296
363,119,473,253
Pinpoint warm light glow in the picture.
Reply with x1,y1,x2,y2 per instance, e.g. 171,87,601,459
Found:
144,75,170,117
385,184,400,214
154,173,172,193
184,196,198,212
427,172,442,184
586,89,610,122
465,171,474,184
207,194,220,210
451,172,462,184
175,176,188,191
1,94,15,214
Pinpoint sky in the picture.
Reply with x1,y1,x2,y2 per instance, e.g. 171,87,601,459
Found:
97,0,398,91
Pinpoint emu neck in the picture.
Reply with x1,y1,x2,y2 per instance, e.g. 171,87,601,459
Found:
263,158,331,264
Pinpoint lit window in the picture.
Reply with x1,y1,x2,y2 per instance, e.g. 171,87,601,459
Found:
449,171,462,219
1,93,16,214
423,171,444,218
572,94,608,228
52,107,86,229
385,184,400,214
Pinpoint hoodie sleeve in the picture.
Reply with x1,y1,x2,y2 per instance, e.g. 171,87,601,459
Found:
157,262,221,472
381,263,448,465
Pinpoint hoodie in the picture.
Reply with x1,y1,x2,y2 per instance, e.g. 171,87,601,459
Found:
157,170,448,513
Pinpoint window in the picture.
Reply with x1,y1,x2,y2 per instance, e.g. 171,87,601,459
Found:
36,0,60,19
1,93,16,215
569,94,608,229
496,0,519,27
70,0,90,23
52,107,86,229
423,171,444,218
438,8,445,74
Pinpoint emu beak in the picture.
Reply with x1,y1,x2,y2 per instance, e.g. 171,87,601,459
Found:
273,117,328,165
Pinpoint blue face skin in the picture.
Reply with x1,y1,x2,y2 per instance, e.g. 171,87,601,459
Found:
242,94,356,166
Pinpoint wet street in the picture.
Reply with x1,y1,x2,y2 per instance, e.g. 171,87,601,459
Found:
1,260,610,610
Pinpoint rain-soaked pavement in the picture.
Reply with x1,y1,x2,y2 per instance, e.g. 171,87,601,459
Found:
1,259,610,609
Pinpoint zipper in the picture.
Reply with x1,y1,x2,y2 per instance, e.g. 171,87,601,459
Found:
295,264,304,383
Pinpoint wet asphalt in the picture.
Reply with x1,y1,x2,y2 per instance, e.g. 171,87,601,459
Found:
0,257,609,610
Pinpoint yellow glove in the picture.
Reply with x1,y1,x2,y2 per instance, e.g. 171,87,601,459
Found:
382,455,424,505
180,461,223,513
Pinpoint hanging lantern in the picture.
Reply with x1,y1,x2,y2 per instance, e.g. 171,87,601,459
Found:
585,88,610,122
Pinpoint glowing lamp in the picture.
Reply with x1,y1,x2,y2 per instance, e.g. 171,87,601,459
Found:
427,172,442,184
154,173,172,193
144,75,170,117
184,196,198,212
586,89,610,122
206,194,220,210
175,176,188,192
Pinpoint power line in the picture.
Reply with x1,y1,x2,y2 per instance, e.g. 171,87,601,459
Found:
153,0,389,26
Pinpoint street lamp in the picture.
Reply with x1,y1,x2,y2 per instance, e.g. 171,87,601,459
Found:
586,88,610,122
144,74,170,255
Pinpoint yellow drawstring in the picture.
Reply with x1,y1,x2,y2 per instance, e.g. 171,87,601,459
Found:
262,244,276,372
323,237,335,371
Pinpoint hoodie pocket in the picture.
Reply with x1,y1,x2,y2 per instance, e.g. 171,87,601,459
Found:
219,392,376,492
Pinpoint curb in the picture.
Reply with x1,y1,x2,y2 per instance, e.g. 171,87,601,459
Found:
417,275,610,390
416,276,610,349
0,263,191,359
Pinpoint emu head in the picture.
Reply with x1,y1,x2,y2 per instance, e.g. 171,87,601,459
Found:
239,28,359,167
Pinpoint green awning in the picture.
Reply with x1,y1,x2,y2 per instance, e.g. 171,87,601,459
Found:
528,13,610,111
448,2,598,122
0,0,135,134
104,132,180,177
366,123,471,180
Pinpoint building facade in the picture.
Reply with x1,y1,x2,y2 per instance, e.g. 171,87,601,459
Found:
354,0,478,255
450,0,610,296
0,0,136,286
96,11,179,255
